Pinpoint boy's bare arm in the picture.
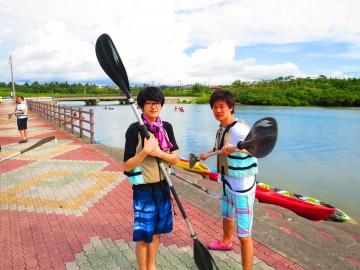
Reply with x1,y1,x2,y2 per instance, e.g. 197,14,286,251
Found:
148,146,178,165
123,135,158,172
222,143,252,156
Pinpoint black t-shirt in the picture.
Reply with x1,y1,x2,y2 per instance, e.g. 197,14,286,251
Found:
123,121,179,162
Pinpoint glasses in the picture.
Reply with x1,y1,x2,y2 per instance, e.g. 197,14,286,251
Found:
144,101,162,108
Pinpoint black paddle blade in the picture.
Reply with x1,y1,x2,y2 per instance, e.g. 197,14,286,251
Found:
238,117,278,158
20,136,55,154
188,153,198,168
95,33,131,98
194,239,218,270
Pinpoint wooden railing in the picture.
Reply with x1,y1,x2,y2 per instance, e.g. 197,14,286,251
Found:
27,100,95,144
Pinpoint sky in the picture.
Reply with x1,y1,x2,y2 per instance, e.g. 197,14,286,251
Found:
1,0,360,86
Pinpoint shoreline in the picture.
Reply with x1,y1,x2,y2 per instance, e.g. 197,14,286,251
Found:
90,143,125,163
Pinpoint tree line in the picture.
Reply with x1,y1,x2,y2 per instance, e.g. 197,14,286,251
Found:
224,76,360,106
1,76,359,107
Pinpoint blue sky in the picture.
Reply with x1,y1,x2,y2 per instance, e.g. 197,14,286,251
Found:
0,0,359,86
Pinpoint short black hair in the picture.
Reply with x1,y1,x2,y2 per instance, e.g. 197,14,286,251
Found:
209,89,235,114
137,87,165,108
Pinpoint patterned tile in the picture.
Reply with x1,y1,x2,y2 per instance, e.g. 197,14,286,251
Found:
1,157,125,215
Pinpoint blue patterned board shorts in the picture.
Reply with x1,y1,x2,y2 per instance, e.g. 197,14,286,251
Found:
221,191,255,237
133,186,173,243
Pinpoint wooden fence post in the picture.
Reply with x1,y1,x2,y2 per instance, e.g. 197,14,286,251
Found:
90,109,94,144
70,107,74,134
79,107,83,138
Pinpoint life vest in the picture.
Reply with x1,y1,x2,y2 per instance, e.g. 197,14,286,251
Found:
126,133,171,185
216,120,258,178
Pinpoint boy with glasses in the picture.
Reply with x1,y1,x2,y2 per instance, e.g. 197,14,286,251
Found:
123,87,179,270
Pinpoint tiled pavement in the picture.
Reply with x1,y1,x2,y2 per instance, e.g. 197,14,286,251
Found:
0,100,358,269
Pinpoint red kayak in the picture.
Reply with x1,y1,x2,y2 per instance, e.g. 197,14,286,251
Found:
178,158,342,221
255,186,337,221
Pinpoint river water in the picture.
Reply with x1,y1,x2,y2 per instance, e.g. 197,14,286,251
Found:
60,101,360,220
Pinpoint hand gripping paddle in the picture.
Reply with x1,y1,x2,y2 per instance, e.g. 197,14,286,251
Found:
189,117,278,168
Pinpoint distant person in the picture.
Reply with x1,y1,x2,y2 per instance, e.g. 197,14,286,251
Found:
104,106,108,110
123,87,179,270
198,89,257,270
13,96,28,143
73,112,78,118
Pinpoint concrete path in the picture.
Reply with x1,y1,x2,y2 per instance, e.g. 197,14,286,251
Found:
1,101,359,269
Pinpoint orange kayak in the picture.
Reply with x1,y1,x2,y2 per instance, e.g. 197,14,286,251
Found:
174,159,210,178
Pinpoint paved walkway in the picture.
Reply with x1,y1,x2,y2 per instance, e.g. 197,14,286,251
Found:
1,101,359,269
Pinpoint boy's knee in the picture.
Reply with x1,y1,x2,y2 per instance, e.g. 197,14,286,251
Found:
238,236,252,245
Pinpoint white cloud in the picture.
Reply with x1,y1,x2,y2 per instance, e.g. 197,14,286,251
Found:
10,20,99,82
179,0,360,46
331,71,343,78
0,0,359,85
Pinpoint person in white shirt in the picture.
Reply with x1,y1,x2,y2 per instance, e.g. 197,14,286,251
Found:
13,96,28,143
199,89,257,270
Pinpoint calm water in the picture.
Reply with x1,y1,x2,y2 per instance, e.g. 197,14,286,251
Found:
60,101,360,220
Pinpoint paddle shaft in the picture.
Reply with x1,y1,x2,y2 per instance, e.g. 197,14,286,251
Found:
0,136,55,162
188,145,238,168
0,152,19,162
203,133,275,159
203,145,238,160
171,172,221,200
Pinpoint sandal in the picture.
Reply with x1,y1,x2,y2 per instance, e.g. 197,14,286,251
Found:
19,140,26,143
207,240,233,250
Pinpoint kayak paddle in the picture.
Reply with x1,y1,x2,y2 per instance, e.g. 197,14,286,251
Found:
171,172,221,200
0,136,56,162
189,117,278,168
95,33,218,270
